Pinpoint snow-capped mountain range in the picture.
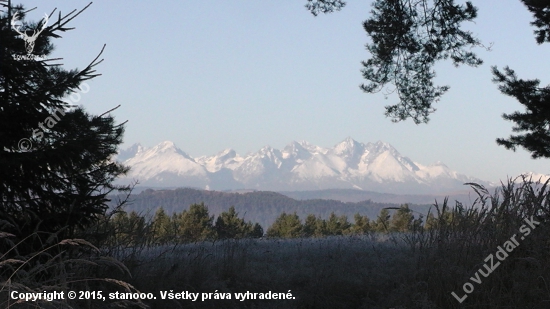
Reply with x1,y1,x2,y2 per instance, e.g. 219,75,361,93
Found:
115,137,495,194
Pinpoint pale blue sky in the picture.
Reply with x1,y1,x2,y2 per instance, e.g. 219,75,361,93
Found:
16,0,550,182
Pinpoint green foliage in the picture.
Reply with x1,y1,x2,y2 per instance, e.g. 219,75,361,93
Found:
173,203,216,242
215,206,241,239
0,2,129,249
302,214,323,237
266,212,303,238
350,213,371,234
215,206,263,239
105,199,507,244
250,223,264,238
0,4,140,306
103,203,266,246
305,0,346,16
109,210,149,246
305,0,550,159
424,211,438,230
389,204,415,232
125,178,550,309
151,207,174,244
521,0,550,44
325,212,352,235
106,198,526,245
361,0,482,124
492,66,550,158
267,211,376,238
112,188,427,231
373,208,391,232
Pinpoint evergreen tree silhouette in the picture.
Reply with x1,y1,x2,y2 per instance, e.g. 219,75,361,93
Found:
305,0,550,158
0,2,129,250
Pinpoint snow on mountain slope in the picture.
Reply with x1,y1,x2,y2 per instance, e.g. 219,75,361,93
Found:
196,148,243,173
514,172,550,183
366,149,415,182
116,143,145,162
332,137,365,169
291,153,342,179
416,161,464,180
282,141,313,162
117,138,489,194
122,141,209,187
234,146,283,179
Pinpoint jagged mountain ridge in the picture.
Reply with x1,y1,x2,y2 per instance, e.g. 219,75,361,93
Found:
116,137,487,194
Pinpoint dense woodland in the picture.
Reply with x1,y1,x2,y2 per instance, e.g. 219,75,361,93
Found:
113,188,432,229
96,180,550,309
98,202,427,246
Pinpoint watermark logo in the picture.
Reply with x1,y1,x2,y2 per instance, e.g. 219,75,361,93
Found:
451,215,541,303
11,12,48,60
18,83,90,152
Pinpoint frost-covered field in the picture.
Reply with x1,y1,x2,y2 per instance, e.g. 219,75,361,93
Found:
112,234,445,309
100,180,550,309
122,229,550,308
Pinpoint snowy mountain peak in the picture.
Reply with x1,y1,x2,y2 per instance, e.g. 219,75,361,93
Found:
369,140,396,153
516,172,550,183
331,137,366,168
259,145,273,152
333,137,363,154
282,141,312,161
154,141,178,152
298,140,326,154
197,148,241,173
117,143,145,161
432,161,448,167
218,148,236,159
117,138,489,194
143,140,194,160
256,146,281,159
374,140,390,147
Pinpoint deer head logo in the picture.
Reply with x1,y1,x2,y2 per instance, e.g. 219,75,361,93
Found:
11,12,49,54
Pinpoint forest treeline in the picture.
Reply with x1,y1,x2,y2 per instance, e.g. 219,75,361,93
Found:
100,201,461,245
111,188,432,230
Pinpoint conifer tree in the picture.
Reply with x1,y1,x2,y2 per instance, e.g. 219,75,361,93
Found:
109,210,148,246
302,214,319,237
373,208,391,233
266,212,303,238
325,212,351,235
350,213,371,234
175,203,216,242
389,204,415,232
215,206,244,239
315,217,328,236
152,207,172,243
492,66,550,158
111,211,130,242
302,214,329,237
250,222,264,238
126,211,147,245
215,206,261,239
0,2,129,249
306,0,482,124
305,1,550,159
